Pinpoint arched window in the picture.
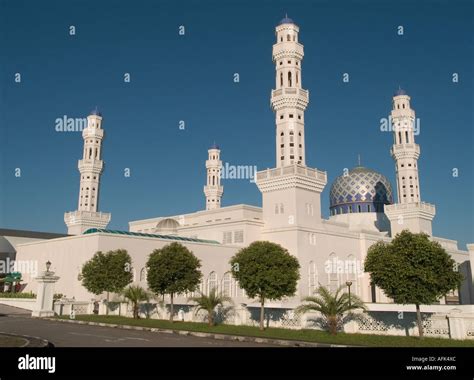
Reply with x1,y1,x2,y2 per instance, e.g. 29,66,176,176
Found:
139,267,147,281
280,72,283,87
308,261,318,295
222,272,233,297
296,72,299,85
207,272,218,294
328,253,339,293
193,280,204,297
235,280,245,298
405,131,409,143
212,176,215,186
288,72,292,87
287,34,291,41
398,132,402,144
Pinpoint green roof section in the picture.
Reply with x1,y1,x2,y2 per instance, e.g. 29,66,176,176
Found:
83,228,220,245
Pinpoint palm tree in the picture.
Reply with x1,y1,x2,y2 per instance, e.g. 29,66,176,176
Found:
295,285,366,335
188,288,233,326
122,285,150,319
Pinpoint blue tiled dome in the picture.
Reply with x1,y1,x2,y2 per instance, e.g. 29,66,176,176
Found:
394,88,407,96
210,143,220,150
329,166,393,215
278,16,295,25
90,107,102,117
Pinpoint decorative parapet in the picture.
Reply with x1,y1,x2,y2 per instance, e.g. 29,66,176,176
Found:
272,41,304,61
271,88,309,111
256,164,327,193
385,201,435,215
390,143,420,159
78,159,104,173
64,210,111,231
257,164,326,181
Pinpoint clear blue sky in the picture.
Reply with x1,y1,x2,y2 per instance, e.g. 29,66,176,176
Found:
0,0,472,249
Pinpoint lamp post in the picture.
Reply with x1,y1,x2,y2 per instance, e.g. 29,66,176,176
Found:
32,261,59,318
346,281,352,307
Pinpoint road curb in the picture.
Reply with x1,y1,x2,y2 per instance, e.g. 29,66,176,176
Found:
45,318,348,347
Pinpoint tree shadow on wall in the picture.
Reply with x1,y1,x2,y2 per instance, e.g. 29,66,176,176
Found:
248,307,296,329
355,311,425,336
305,312,366,333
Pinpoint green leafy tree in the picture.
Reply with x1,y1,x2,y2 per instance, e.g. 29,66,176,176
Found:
81,250,133,311
365,230,462,337
188,288,233,326
122,285,150,319
296,285,366,335
146,242,202,322
230,241,300,330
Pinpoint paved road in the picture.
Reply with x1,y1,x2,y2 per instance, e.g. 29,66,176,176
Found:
0,304,274,347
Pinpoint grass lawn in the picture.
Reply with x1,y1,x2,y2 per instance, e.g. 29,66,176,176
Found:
57,315,474,347
0,334,28,347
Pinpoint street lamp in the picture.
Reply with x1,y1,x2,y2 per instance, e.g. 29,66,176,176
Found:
46,260,52,273
346,281,352,307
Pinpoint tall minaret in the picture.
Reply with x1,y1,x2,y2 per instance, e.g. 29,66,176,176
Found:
203,144,223,210
257,16,327,248
390,88,421,203
64,108,111,235
271,15,308,167
385,89,435,235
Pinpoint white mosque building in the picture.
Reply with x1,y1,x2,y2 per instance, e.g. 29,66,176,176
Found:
5,16,474,310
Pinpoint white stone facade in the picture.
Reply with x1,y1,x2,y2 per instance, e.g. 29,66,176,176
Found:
11,17,474,315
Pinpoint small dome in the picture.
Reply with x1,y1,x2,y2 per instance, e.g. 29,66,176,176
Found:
278,16,295,25
210,143,220,150
330,166,393,215
155,218,180,234
394,88,407,96
90,107,102,117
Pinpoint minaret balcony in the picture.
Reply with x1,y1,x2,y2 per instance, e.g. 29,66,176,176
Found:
64,210,111,225
256,164,327,193
82,128,104,139
206,159,222,168
271,88,309,111
78,159,104,173
390,143,420,159
391,109,415,119
385,201,436,217
272,42,304,61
